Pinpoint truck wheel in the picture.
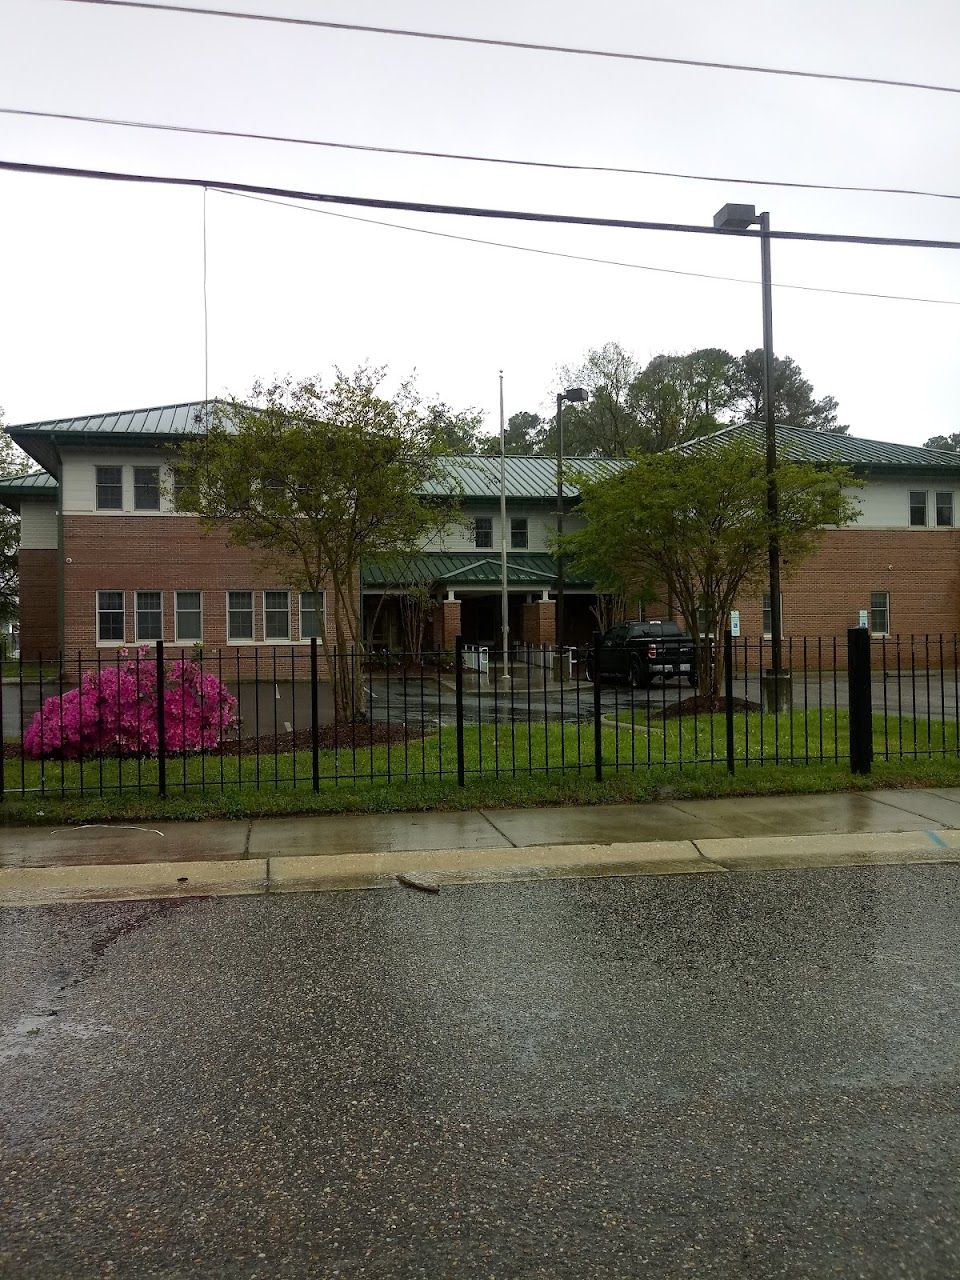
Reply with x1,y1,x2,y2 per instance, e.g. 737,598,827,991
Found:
687,669,699,687
629,660,651,690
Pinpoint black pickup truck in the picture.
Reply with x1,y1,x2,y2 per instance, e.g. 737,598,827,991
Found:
584,620,698,688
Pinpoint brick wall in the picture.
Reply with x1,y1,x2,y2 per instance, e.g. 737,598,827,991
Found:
61,516,348,667
19,548,60,659
730,529,960,641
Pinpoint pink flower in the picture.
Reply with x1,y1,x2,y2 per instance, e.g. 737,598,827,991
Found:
24,656,239,760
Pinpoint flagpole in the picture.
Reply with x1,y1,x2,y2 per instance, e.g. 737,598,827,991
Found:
499,370,510,673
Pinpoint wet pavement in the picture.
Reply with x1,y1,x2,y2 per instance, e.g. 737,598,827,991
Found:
2,866,959,1278
7,788,960,869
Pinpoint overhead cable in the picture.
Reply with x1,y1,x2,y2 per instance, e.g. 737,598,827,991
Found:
3,105,958,203
218,188,960,307
3,158,960,250
57,0,960,96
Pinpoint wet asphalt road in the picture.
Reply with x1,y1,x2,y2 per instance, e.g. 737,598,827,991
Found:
2,866,959,1279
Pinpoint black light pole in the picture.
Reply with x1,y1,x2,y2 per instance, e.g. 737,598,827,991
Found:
714,203,785,694
555,386,588,650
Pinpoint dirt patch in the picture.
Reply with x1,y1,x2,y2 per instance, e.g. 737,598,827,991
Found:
658,695,761,720
7,721,424,762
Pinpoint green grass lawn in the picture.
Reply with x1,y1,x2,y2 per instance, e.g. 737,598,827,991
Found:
2,707,959,825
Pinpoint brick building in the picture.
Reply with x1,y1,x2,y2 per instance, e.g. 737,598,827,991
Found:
2,401,960,660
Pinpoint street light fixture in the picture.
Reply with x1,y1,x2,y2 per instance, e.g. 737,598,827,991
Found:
714,203,787,707
556,386,588,652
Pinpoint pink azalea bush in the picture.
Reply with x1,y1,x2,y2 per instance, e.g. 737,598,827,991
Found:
24,648,239,760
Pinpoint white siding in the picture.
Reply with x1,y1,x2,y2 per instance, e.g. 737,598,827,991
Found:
19,502,58,549
845,477,959,529
422,507,586,553
60,447,179,515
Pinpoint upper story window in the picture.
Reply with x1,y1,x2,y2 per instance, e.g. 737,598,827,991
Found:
474,517,493,549
909,490,928,527
95,466,123,510
510,517,528,550
936,491,954,527
134,466,161,511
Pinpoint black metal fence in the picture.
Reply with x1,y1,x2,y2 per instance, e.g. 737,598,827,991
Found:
2,631,959,800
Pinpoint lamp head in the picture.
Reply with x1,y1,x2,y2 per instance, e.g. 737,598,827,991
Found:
563,387,589,404
713,203,757,230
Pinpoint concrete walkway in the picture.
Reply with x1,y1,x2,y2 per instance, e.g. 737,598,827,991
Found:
3,786,960,905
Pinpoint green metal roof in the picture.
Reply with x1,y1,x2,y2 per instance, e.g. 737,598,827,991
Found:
0,471,59,511
6,399,622,498
362,552,594,590
689,422,960,472
423,455,622,500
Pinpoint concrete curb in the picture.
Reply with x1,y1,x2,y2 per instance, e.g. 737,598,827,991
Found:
2,830,960,906
268,840,713,893
697,829,960,871
0,859,268,907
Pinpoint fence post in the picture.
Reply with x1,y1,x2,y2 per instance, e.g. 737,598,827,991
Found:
310,636,320,793
155,639,166,799
848,626,873,775
724,629,735,775
593,631,603,782
455,634,465,786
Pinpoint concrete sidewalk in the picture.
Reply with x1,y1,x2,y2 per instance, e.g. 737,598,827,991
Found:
3,786,960,906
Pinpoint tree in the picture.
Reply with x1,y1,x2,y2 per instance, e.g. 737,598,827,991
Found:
924,432,960,452
425,403,485,453
630,349,738,452
176,368,459,721
563,438,858,698
734,350,848,433
476,411,546,455
545,342,644,456
0,414,28,627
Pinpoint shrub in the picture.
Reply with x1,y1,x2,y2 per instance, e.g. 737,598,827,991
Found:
23,649,239,760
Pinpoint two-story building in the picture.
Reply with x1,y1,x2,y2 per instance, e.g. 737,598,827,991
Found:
0,401,610,660
3,400,960,660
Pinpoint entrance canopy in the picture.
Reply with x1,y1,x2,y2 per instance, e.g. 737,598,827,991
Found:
362,552,594,592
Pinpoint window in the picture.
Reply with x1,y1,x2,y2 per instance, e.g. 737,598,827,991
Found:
870,591,890,636
134,591,163,641
909,490,928,527
175,591,203,642
474,517,493,549
133,466,161,511
299,591,324,640
227,590,254,641
264,590,290,641
936,491,954,527
761,593,784,639
97,591,125,642
95,466,123,510
510,517,528,549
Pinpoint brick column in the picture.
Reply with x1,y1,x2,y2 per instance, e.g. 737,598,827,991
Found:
522,599,556,646
436,597,461,649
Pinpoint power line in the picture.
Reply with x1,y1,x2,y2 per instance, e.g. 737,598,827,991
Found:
4,105,958,204
4,158,960,251
58,0,960,96
217,188,960,307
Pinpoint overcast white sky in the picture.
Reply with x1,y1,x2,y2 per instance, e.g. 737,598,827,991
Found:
1,0,959,444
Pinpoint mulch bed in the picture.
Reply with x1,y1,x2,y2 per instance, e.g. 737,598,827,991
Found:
5,721,422,762
658,695,762,720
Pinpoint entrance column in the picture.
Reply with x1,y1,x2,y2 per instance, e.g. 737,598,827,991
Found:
522,589,556,646
436,588,461,649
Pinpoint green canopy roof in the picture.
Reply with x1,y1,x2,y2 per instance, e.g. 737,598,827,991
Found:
362,552,594,590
